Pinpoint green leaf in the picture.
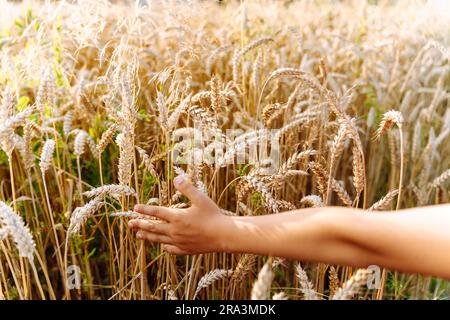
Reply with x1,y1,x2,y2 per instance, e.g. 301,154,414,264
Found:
89,128,96,138
85,247,97,260
44,103,52,117
0,150,8,166
250,192,262,207
17,96,30,111
55,67,65,87
26,8,34,21
14,20,24,29
237,164,251,177
138,109,150,122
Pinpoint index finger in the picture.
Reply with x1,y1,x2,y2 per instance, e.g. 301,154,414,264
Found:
134,205,176,222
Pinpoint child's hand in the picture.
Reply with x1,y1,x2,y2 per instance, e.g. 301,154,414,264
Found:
128,175,230,255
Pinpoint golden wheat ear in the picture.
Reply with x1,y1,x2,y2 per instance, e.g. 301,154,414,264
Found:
371,130,381,142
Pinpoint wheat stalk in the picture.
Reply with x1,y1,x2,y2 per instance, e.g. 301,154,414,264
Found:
375,110,404,210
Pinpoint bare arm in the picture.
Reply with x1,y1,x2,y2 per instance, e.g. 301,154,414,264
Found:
128,176,450,279
221,205,450,278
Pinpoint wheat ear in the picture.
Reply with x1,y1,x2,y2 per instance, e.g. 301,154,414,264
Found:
193,269,233,299
251,262,273,300
368,189,399,211
429,168,450,189
296,263,319,300
332,269,373,300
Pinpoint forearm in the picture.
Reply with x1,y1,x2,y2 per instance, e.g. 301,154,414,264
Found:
221,207,372,265
219,205,450,279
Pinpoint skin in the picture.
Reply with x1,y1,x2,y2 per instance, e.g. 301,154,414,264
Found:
128,175,450,280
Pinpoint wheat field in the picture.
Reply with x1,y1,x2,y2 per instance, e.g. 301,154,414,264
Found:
0,0,449,300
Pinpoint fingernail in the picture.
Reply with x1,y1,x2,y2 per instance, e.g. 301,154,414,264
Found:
128,221,135,228
136,232,143,240
174,175,186,187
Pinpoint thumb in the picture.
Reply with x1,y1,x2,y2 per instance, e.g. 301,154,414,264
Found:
173,175,214,207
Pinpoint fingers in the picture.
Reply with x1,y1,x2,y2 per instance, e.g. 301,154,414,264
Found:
132,228,189,254
173,175,214,207
162,244,189,255
134,204,175,222
136,230,172,244
128,219,170,235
